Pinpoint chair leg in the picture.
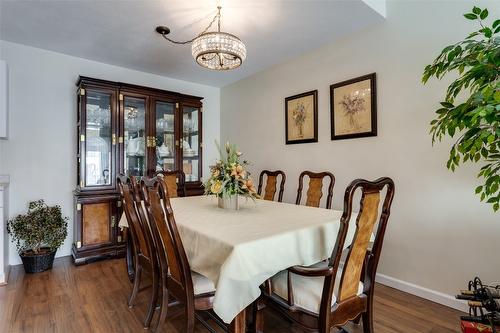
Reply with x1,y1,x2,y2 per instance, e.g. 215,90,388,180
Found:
128,264,142,308
154,287,169,333
125,231,135,283
144,267,160,328
362,298,374,333
252,298,265,333
185,306,195,333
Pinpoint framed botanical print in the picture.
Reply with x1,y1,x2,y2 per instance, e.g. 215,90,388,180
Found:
330,73,377,140
285,90,318,144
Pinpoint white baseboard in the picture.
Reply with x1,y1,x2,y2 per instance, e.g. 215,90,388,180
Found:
376,273,469,313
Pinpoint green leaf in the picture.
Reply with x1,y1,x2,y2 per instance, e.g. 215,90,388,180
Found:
440,101,454,108
476,185,483,194
473,6,481,14
493,19,500,29
480,8,488,20
483,27,493,38
494,91,500,103
464,13,477,20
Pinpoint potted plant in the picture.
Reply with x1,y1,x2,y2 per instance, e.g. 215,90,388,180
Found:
7,199,68,273
422,6,499,211
203,142,260,209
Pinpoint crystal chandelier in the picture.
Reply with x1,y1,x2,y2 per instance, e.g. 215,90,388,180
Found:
156,6,246,71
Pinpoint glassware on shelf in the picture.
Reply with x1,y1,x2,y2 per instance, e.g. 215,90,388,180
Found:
155,101,176,172
85,91,112,186
165,114,174,131
124,96,146,177
157,142,170,157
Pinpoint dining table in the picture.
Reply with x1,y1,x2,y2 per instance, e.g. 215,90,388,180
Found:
119,195,360,333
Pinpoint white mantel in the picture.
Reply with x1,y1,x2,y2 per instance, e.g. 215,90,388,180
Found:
0,175,9,285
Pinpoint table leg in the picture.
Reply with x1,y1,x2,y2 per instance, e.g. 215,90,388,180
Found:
229,309,246,333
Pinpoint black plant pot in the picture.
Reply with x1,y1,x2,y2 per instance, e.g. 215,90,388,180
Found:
20,248,56,273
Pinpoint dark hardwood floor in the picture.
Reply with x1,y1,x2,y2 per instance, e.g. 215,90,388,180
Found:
0,257,463,332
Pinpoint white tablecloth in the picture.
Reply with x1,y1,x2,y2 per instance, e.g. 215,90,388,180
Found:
119,196,359,323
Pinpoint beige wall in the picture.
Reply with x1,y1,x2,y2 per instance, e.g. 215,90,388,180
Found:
221,0,500,303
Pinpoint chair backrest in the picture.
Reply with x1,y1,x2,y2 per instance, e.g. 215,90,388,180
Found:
295,171,335,209
117,175,152,260
141,177,194,299
155,170,186,198
258,170,286,202
326,177,395,305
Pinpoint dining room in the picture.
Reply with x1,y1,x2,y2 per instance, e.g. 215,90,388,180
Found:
0,1,499,333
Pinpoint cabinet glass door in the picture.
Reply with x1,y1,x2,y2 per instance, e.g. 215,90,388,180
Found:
182,106,200,182
84,91,113,187
124,96,147,177
155,101,176,172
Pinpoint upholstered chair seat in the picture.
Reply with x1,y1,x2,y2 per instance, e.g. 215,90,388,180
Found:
271,262,364,314
192,271,216,295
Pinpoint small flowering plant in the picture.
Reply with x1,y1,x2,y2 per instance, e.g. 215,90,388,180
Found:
203,142,260,200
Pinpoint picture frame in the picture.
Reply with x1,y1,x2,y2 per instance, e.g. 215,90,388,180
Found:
330,73,377,140
285,90,318,145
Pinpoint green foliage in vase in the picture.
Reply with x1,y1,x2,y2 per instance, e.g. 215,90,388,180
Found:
422,7,500,212
203,141,260,199
7,200,68,254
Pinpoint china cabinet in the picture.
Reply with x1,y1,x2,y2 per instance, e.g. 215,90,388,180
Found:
72,76,203,265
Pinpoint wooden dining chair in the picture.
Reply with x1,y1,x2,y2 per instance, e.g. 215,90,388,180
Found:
117,175,159,329
257,170,286,202
155,169,186,197
141,177,223,333
257,177,395,333
295,171,335,209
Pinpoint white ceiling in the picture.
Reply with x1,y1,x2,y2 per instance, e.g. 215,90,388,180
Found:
0,0,385,87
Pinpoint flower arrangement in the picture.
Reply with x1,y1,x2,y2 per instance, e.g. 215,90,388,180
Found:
203,142,259,200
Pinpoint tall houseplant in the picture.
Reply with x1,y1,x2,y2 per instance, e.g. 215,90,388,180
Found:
423,7,500,211
7,200,68,273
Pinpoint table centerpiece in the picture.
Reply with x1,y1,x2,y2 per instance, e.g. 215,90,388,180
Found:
203,142,259,209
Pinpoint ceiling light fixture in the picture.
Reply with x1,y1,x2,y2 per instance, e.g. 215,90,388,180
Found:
155,6,246,71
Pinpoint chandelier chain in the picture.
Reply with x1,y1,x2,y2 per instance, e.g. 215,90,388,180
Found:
161,6,222,45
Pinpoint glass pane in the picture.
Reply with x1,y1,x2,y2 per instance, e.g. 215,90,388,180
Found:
124,97,146,177
85,91,112,186
182,107,199,182
155,101,176,172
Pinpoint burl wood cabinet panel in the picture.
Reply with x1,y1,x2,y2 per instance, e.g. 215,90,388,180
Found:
82,203,111,246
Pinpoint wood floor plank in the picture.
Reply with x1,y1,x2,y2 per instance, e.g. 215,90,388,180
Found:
0,257,464,332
